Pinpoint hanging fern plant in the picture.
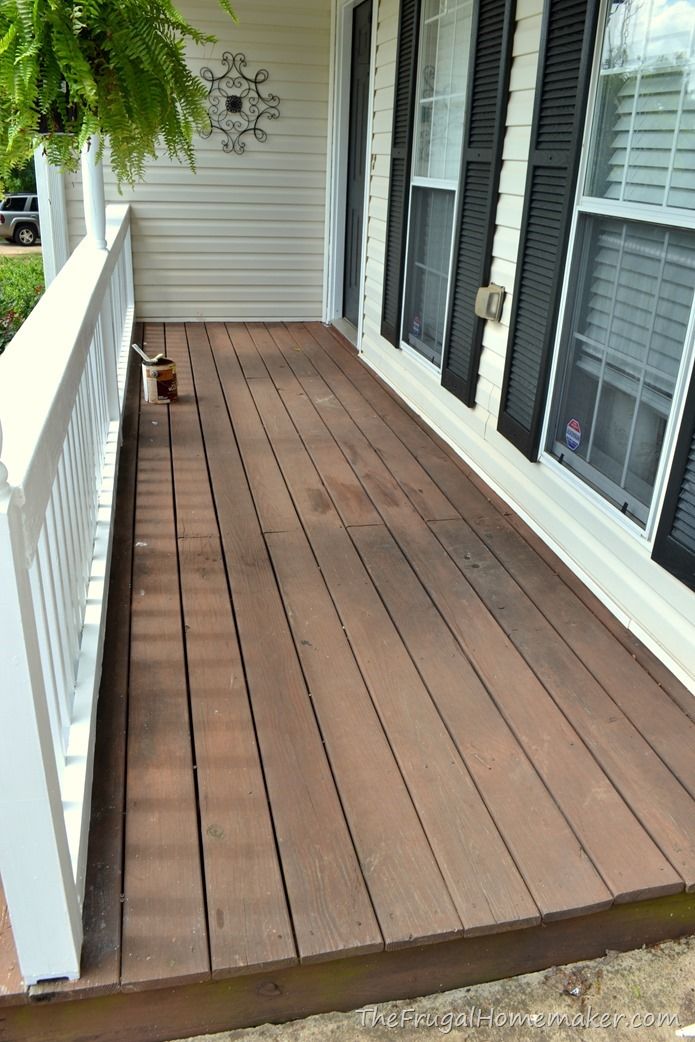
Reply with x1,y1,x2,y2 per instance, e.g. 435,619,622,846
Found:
0,0,237,189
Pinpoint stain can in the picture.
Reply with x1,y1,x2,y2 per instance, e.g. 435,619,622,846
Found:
142,358,178,403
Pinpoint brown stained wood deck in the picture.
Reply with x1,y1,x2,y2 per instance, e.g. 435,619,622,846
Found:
2,321,695,1042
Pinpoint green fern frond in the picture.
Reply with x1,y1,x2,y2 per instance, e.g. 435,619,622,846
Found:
0,0,238,190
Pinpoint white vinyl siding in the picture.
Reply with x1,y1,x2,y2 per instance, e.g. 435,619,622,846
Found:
63,0,330,322
359,0,695,689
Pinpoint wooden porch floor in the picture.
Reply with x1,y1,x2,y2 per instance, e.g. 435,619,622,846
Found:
3,321,695,1042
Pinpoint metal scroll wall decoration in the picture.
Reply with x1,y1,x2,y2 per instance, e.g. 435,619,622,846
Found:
200,52,280,154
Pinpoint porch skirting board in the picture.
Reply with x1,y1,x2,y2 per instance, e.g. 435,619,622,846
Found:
3,892,695,1042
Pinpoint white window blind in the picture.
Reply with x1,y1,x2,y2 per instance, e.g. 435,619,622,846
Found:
582,223,695,409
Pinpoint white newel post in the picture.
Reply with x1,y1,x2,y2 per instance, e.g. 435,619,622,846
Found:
81,136,107,250
0,422,83,984
34,149,71,286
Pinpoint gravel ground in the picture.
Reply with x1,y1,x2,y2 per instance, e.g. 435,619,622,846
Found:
173,934,695,1042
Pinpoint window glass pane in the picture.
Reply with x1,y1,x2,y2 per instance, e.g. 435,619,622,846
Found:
403,0,472,367
548,216,695,524
588,0,695,209
413,0,473,180
402,187,455,364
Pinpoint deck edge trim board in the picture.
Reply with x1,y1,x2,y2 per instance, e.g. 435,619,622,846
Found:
3,891,695,1042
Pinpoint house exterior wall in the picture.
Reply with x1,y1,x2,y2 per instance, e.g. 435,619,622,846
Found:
63,0,331,322
359,0,695,691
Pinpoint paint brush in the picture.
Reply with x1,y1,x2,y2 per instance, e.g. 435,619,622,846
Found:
132,343,165,364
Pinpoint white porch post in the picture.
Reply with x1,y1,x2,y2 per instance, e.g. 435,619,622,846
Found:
34,148,71,286
0,424,83,985
81,136,107,250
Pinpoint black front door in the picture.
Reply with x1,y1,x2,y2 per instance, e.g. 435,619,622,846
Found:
343,0,372,328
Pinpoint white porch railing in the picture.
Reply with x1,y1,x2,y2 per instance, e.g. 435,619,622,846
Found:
0,203,134,984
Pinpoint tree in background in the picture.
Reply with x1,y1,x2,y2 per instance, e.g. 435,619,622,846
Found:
3,159,37,196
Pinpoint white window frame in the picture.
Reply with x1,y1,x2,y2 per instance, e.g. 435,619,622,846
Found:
398,0,473,372
539,0,695,544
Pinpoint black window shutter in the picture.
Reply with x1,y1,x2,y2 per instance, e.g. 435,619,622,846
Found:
497,0,600,460
653,374,695,591
381,0,421,347
441,0,516,407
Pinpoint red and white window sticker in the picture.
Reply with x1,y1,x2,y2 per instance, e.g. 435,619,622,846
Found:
565,418,581,452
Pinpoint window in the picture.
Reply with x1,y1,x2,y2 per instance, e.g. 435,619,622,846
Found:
401,0,473,365
545,0,695,529
383,0,515,384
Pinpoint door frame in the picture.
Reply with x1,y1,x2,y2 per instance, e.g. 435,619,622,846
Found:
324,0,376,348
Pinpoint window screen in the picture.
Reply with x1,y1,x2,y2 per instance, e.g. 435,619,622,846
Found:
401,0,473,365
549,218,695,523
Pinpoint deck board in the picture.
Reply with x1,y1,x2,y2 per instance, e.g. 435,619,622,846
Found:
260,326,681,902
220,334,539,933
311,322,695,732
296,323,685,901
246,324,382,527
121,331,210,988
433,518,695,890
453,509,695,796
0,882,23,1004
165,324,297,978
267,529,463,947
186,322,382,964
349,523,616,919
3,321,695,1042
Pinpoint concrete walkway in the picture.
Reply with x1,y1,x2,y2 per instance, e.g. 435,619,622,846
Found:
0,241,41,258
174,935,695,1042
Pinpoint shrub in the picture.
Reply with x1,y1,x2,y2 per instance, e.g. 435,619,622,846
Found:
0,257,44,353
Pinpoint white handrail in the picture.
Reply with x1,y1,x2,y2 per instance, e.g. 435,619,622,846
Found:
0,203,134,985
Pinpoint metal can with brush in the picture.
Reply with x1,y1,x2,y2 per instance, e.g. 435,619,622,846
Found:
132,343,178,403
